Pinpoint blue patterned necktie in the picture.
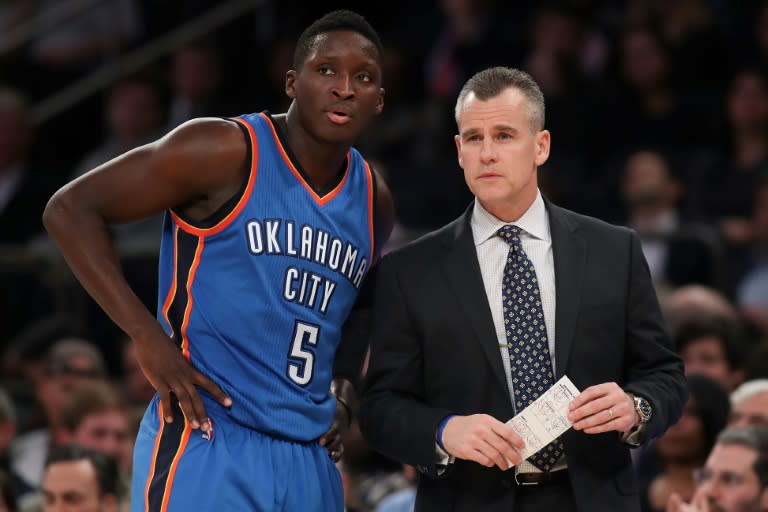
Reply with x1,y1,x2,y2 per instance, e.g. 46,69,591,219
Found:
498,225,564,472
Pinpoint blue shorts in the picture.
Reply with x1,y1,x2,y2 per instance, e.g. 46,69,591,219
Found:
130,395,343,511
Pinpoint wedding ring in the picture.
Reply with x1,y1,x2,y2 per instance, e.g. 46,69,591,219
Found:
608,407,614,418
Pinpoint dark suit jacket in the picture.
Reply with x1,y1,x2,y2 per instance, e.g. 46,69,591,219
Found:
359,200,687,512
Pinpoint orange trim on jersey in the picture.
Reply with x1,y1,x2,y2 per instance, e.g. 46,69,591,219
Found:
159,419,192,512
160,225,179,336
363,160,376,261
179,237,204,361
143,401,166,511
171,117,259,236
259,112,350,206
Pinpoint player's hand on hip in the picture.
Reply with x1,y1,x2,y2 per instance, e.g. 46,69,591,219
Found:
134,327,232,432
441,414,524,470
567,382,635,434
319,399,350,462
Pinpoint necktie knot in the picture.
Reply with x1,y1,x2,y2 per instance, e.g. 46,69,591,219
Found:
498,225,522,248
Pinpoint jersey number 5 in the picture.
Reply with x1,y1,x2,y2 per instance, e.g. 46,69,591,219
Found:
287,321,320,386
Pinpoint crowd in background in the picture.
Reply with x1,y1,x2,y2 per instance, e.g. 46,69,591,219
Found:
2,0,768,511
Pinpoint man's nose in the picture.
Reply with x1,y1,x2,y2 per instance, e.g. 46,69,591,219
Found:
479,139,497,163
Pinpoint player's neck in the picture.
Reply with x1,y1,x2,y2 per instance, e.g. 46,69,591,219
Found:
276,113,350,191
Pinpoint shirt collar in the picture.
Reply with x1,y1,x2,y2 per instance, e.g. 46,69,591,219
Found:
471,190,550,246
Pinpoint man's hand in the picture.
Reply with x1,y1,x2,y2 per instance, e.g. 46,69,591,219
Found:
441,414,524,470
568,382,636,434
666,492,711,512
134,328,231,432
319,398,350,462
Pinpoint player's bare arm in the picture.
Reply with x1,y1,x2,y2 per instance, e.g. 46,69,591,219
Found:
42,117,248,430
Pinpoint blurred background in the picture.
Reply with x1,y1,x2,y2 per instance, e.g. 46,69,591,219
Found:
2,1,768,511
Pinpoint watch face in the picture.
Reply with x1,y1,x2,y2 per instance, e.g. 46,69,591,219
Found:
635,397,652,422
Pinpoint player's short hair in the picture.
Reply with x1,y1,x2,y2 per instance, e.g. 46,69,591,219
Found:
293,10,383,69
455,67,546,132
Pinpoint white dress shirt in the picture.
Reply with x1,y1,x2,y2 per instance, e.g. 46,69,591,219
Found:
470,191,565,474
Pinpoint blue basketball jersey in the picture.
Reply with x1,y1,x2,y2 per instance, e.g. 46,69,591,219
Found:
155,112,375,441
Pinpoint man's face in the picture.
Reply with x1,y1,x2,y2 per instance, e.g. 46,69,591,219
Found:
73,411,132,472
455,87,549,220
286,30,384,146
730,392,768,429
42,460,116,512
693,444,768,512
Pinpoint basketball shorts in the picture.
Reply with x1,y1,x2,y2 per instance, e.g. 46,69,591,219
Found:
130,394,343,511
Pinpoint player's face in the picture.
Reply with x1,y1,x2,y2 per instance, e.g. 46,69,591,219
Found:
455,87,549,221
693,444,768,512
286,30,384,145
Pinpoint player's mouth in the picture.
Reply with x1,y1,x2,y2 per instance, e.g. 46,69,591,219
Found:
326,108,353,125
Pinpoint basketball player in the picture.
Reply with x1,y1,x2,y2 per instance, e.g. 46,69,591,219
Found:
43,10,393,511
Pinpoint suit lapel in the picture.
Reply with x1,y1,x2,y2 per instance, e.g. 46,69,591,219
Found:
441,205,510,392
547,202,586,378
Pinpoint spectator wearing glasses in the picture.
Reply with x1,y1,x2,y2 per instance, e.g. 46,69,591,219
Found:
666,426,768,512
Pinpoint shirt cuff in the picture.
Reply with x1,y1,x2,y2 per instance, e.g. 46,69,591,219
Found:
620,422,647,447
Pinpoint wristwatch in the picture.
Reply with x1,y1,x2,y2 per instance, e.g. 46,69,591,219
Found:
631,394,653,424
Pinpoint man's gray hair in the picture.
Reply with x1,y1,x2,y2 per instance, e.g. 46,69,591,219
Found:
454,67,545,132
731,379,768,406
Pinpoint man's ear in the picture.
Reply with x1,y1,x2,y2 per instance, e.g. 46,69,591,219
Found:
285,70,297,99
454,135,463,168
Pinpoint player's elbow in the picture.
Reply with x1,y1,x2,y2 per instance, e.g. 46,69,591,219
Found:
42,185,80,236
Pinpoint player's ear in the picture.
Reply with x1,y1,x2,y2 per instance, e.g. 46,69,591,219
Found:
376,87,385,114
285,70,297,99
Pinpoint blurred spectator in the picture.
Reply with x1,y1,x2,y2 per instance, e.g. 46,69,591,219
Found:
742,341,768,380
9,339,107,490
522,4,601,214
39,444,122,512
371,465,416,512
736,177,768,334
624,0,730,94
673,317,747,392
698,67,768,251
0,390,26,501
164,42,237,131
58,382,132,476
661,285,738,336
0,318,80,432
666,425,768,512
118,338,154,408
640,374,730,511
69,71,168,254
71,71,167,180
0,469,17,512
606,24,705,153
620,150,719,291
0,88,56,245
729,379,768,428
